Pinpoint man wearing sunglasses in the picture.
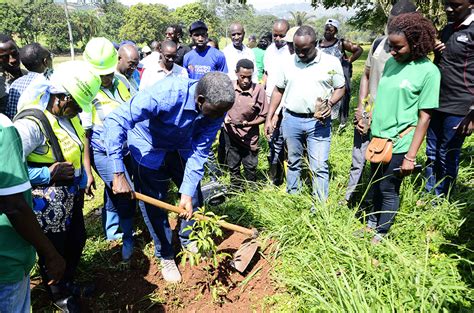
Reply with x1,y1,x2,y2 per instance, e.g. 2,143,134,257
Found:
140,40,188,91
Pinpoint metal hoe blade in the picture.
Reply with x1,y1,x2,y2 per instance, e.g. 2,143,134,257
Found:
232,238,259,273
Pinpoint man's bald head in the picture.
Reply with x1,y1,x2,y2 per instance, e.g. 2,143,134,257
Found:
117,44,139,77
272,19,290,49
229,22,245,49
150,40,160,52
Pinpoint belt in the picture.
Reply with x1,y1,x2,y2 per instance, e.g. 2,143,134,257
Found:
285,109,315,118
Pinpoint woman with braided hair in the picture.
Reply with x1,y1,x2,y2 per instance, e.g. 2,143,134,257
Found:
361,12,440,244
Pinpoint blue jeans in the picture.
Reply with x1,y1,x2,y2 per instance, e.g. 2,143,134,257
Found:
93,150,135,242
131,151,202,259
367,154,404,236
0,275,30,313
425,111,466,196
282,111,331,201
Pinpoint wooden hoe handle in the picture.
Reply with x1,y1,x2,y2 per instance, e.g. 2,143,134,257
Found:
134,192,257,237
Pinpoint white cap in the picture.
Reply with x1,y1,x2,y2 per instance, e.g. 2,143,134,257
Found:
325,18,340,30
283,26,300,43
142,45,151,53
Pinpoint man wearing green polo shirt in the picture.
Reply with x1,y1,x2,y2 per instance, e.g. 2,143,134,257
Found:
0,113,64,312
265,26,345,203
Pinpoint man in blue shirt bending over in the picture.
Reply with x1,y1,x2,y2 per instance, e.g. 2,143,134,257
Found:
183,21,228,79
103,72,234,283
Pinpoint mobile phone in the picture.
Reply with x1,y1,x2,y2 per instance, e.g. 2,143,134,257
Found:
393,164,422,177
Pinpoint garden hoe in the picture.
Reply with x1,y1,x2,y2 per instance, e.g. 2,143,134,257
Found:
134,192,259,273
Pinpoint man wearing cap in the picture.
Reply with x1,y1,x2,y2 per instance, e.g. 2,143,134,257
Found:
103,72,235,283
317,18,363,131
140,40,188,91
14,61,101,312
263,19,291,186
183,21,228,80
345,0,417,205
82,37,136,263
223,23,258,83
165,24,191,67
141,45,152,58
265,26,345,203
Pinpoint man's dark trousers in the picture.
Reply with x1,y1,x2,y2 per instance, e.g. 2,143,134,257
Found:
224,131,258,189
131,151,203,260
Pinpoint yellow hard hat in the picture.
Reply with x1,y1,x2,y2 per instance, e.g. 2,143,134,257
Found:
54,61,101,113
83,37,118,75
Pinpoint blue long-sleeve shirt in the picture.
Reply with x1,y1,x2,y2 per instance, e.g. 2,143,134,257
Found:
103,77,223,197
28,166,87,188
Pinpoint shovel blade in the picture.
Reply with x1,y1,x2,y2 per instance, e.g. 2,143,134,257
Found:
232,239,259,273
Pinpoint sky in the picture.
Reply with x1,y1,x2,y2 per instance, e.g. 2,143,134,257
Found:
119,0,310,10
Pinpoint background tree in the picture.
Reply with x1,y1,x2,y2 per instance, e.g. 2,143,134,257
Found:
36,1,70,52
171,2,222,41
98,0,128,43
310,0,446,33
71,10,101,49
246,14,278,39
119,3,170,44
289,11,316,27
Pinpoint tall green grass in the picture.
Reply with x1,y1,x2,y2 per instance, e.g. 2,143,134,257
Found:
65,44,473,311
212,47,473,311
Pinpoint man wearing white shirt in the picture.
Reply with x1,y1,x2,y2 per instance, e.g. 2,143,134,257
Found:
263,19,290,186
140,41,188,91
223,23,258,83
140,40,160,70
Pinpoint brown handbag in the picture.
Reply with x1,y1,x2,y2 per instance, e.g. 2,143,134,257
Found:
365,137,393,164
365,126,415,164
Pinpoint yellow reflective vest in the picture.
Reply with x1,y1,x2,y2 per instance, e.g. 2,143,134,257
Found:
25,109,85,176
91,77,130,127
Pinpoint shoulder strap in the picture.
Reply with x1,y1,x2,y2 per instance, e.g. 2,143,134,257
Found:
372,37,384,54
14,108,65,162
399,126,416,138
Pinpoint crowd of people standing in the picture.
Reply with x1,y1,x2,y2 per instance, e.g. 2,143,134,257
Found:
0,0,472,311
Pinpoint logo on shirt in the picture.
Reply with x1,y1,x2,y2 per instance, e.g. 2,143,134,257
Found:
456,34,468,43
399,79,414,91
188,65,211,75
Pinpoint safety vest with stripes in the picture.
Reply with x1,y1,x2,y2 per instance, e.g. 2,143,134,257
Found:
25,108,85,177
91,77,130,128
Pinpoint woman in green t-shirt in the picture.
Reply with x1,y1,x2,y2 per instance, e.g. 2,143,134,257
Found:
363,13,440,244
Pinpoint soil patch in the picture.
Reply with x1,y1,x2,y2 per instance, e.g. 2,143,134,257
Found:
31,218,279,312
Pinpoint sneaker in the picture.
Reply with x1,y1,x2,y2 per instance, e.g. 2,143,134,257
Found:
184,241,198,254
160,259,182,283
338,123,347,133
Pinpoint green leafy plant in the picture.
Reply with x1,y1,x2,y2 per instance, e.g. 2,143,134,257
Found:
179,207,232,304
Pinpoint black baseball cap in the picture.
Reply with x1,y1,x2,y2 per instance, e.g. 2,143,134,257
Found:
189,21,208,34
